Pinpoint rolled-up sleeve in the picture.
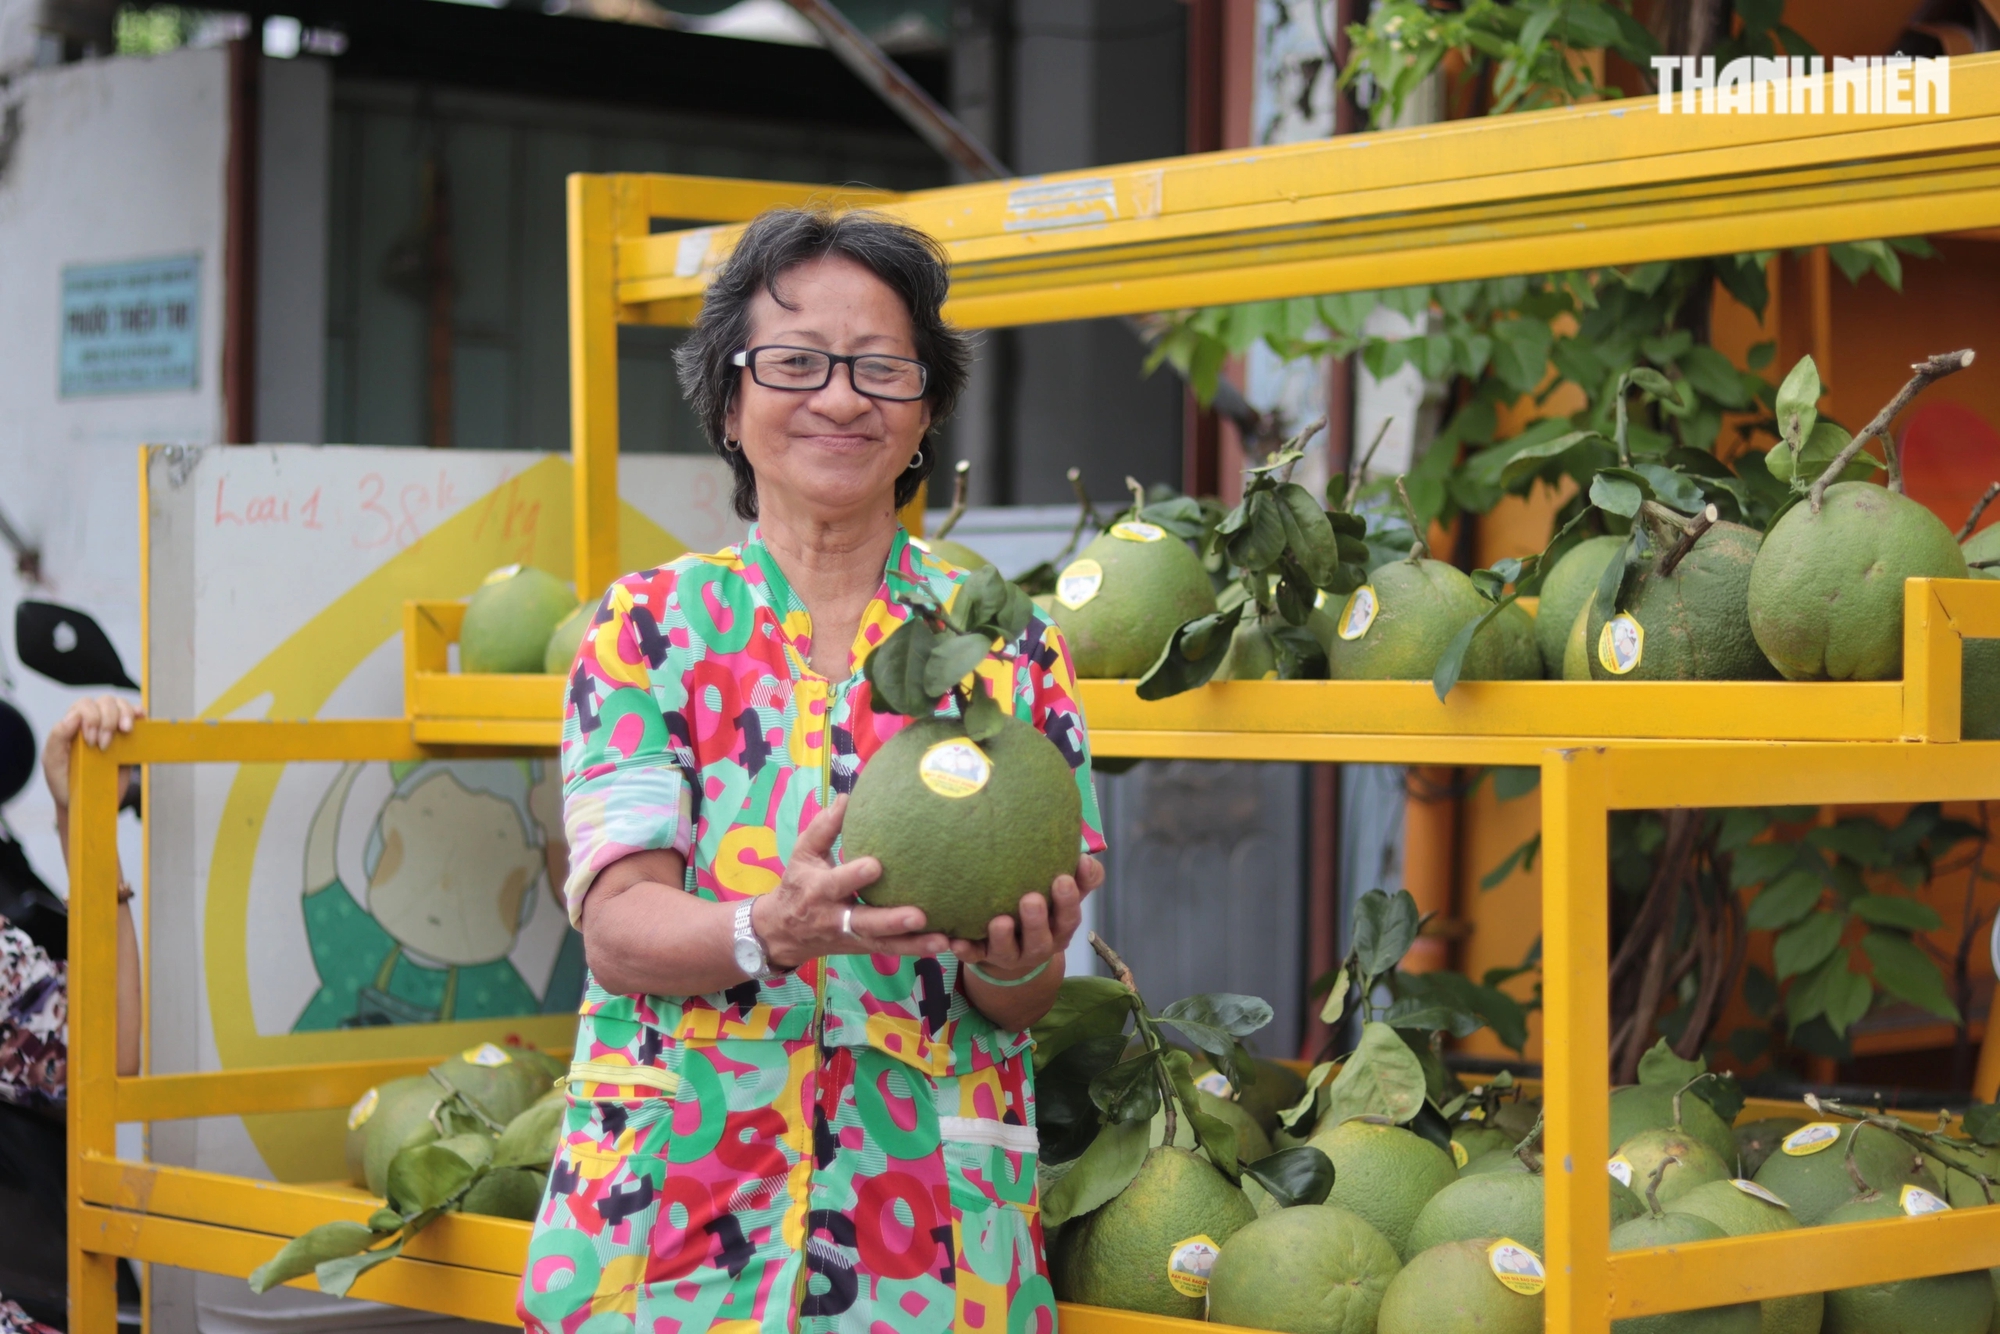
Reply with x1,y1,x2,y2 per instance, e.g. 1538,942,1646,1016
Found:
558,573,697,924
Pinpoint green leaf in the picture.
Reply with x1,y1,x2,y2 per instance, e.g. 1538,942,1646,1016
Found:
1679,346,1752,409
1773,910,1846,981
1963,1103,2000,1147
1490,317,1554,395
316,1238,405,1300
1351,889,1421,981
386,1135,489,1216
1808,820,1890,867
1774,354,1820,447
1479,833,1540,891
1850,895,1944,933
1226,491,1289,570
923,632,994,699
1745,868,1824,931
1626,367,1675,398
1319,966,1350,1025
1319,291,1377,338
248,1222,380,1294
1320,1021,1429,1126
1491,766,1539,801
1273,484,1339,586
951,565,1029,640
1395,971,1530,1054
1036,1034,1132,1162
862,618,938,717
1381,998,1482,1039
1589,473,1644,518
1164,1048,1241,1178
1862,930,1962,1022
1716,808,1773,853
1766,420,1881,486
1242,1146,1336,1208
1158,1017,1250,1085
1031,976,1137,1070
1729,841,1800,889
494,1097,565,1170
1635,1038,1705,1089
1432,593,1515,701
1161,993,1275,1039
1628,464,1706,515
961,686,1007,744
1135,606,1244,701
1493,430,1608,490
1089,1055,1165,1121
1041,1116,1148,1227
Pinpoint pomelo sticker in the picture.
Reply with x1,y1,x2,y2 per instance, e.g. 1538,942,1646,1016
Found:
1781,1122,1842,1156
1056,558,1104,609
1486,1240,1546,1296
464,1042,513,1067
1166,1235,1221,1297
1111,521,1167,542
919,739,992,799
1598,613,1645,675
1607,1155,1636,1188
1338,585,1378,640
1465,1105,1487,1122
1452,1140,1470,1168
347,1087,379,1131
1730,1179,1789,1208
1900,1184,1951,1215
481,563,523,586
1194,1071,1233,1099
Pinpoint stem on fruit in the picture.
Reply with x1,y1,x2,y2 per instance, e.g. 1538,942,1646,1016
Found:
1959,481,2000,543
1810,349,1975,512
1125,476,1147,514
1396,475,1428,563
935,460,971,541
1644,1155,1677,1217
1049,468,1099,570
1090,931,1136,991
1658,505,1719,578
1346,417,1395,506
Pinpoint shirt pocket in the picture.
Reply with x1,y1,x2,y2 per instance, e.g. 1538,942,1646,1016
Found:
934,1065,1039,1216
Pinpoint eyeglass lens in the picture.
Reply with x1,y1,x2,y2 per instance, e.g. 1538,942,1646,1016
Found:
749,347,927,401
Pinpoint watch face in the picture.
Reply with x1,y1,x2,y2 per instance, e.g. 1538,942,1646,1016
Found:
734,936,763,975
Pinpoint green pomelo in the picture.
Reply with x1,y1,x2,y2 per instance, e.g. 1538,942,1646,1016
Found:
1054,1145,1257,1318
1822,1196,1994,1334
1308,1119,1459,1259
495,1087,567,1171
461,1166,547,1220
1325,559,1504,681
1588,521,1776,681
1201,1089,1274,1163
1206,1203,1402,1334
1611,1212,1762,1334
1564,600,1594,679
354,1075,444,1198
1537,535,1626,675
1669,1179,1822,1334
1049,528,1217,678
1965,523,2000,570
1489,1100,1542,1144
1748,482,1968,680
1376,1238,1543,1334
1236,1059,1309,1135
1921,1139,2000,1209
1752,1122,1938,1226
1453,1125,1516,1167
1610,1084,1738,1172
1495,601,1544,680
461,565,578,674
543,603,595,675
1407,1163,1645,1256
434,1043,551,1126
918,536,992,571
1615,1128,1731,1205
1960,544,2000,738
1460,1148,1531,1177
1735,1119,1808,1180
845,714,1081,939
1217,618,1281,681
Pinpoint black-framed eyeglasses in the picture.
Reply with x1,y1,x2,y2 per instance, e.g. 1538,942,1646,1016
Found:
731,345,930,402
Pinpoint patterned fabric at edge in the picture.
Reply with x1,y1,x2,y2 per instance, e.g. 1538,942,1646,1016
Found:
519,526,1106,1334
0,922,65,1110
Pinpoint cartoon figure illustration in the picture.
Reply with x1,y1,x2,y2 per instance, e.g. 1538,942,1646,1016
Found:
292,759,585,1030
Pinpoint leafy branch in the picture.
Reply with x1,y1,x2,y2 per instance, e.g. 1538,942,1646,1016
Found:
862,565,1034,737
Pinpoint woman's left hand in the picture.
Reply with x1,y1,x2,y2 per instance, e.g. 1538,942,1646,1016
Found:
951,853,1105,980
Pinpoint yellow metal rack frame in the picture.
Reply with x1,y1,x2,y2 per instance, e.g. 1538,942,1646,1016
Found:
70,52,2000,1334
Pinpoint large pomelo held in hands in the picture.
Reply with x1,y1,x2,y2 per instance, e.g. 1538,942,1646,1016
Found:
844,715,1080,939
462,564,578,674
1748,482,1967,680
1049,523,1217,678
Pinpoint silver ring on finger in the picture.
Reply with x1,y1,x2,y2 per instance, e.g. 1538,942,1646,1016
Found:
841,907,854,937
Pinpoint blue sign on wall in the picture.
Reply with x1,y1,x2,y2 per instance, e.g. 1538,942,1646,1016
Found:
60,254,202,397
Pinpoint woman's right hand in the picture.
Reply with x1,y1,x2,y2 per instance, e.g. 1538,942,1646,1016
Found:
751,796,949,969
44,695,144,810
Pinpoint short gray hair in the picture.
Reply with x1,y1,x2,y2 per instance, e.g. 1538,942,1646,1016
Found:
674,207,973,521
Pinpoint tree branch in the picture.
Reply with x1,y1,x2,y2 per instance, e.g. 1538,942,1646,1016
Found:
1811,349,1975,511
1960,481,2000,544
1658,504,1719,577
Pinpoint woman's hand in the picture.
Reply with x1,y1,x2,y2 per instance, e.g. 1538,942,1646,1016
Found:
751,796,952,969
44,695,143,811
950,853,1104,980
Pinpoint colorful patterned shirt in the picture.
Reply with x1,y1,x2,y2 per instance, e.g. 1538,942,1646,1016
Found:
0,921,66,1110
519,527,1104,1334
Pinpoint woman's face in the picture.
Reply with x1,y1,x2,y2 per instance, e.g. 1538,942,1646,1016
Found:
724,254,933,523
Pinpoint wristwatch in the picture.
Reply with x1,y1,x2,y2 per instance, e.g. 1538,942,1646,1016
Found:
732,900,782,980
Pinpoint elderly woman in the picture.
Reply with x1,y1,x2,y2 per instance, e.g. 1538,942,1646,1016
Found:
518,209,1106,1334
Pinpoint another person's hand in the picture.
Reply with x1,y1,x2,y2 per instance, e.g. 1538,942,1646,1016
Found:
43,695,143,810
951,853,1104,980
750,796,951,968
